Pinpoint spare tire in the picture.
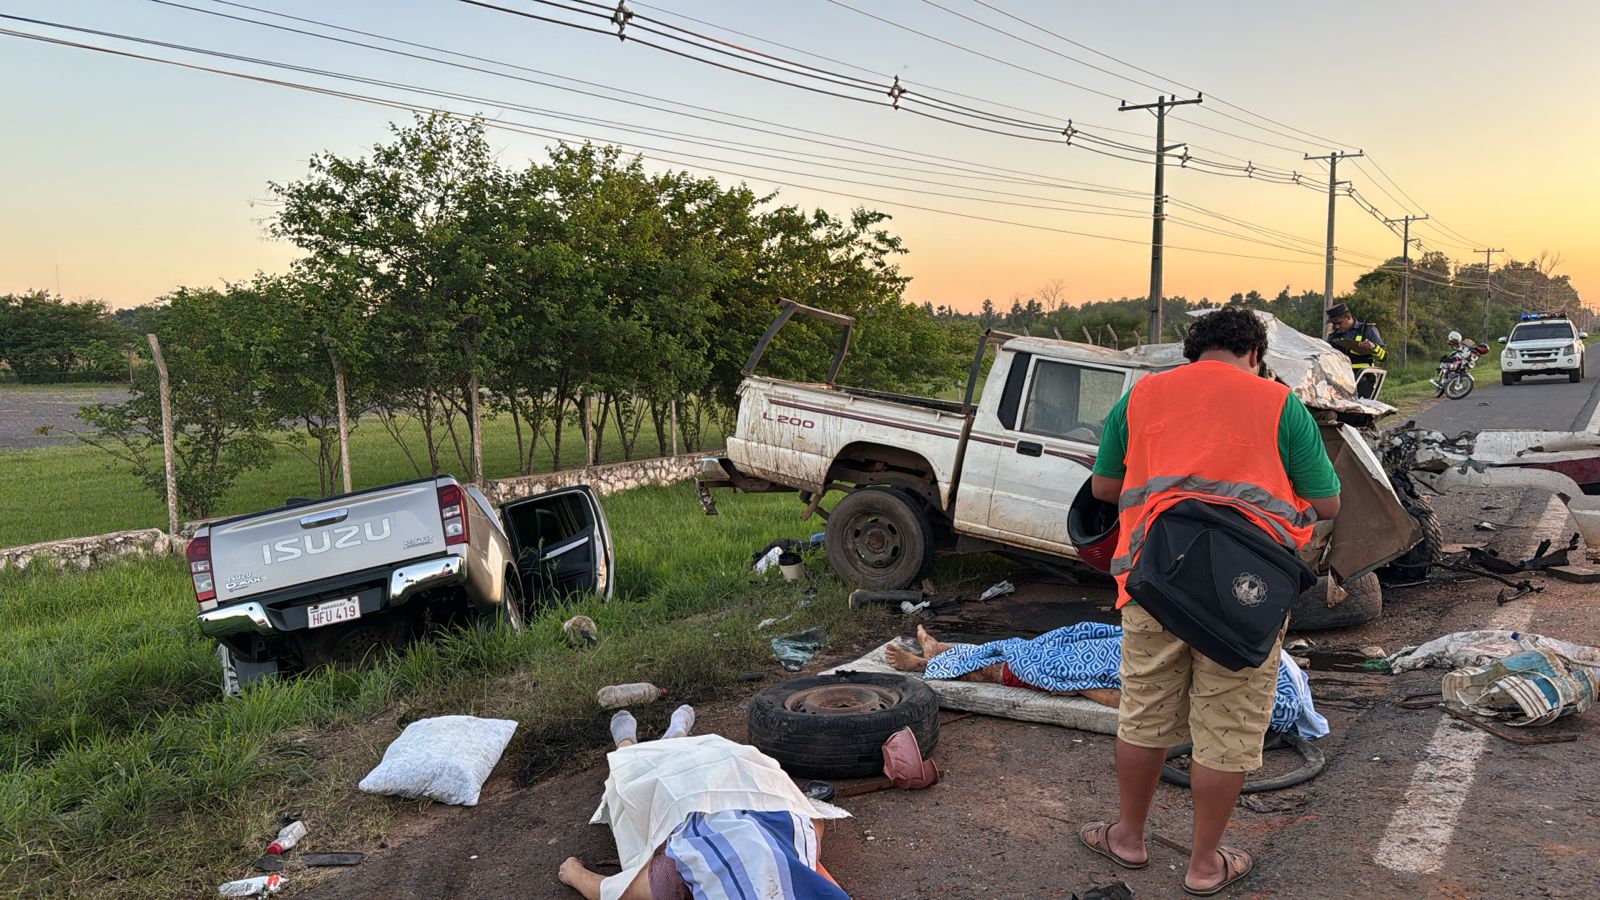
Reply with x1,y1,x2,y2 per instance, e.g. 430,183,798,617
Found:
747,672,939,779
1289,571,1382,631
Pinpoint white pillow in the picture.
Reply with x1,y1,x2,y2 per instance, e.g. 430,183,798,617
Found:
359,715,518,806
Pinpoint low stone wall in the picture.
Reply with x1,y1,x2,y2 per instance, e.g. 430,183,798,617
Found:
482,452,709,504
0,528,182,573
1,452,716,572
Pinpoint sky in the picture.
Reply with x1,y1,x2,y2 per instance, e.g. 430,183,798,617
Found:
2,0,1597,314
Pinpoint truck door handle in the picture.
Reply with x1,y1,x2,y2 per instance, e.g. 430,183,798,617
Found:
299,508,349,528
1016,441,1043,457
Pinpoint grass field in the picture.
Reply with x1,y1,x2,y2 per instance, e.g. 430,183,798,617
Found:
0,481,1016,897
0,404,727,548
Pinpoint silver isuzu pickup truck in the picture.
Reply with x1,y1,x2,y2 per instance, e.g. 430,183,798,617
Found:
189,476,613,692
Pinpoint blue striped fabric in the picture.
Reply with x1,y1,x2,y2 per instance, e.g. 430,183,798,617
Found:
663,810,849,900
923,622,1329,739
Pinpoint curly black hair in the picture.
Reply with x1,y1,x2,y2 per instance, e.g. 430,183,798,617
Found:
1182,306,1268,363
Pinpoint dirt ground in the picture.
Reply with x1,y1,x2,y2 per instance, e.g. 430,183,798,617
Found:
0,385,127,450
303,483,1600,900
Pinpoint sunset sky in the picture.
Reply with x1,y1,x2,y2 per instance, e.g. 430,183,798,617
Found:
3,0,1596,313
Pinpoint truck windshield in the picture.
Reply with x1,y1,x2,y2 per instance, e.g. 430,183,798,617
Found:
1511,322,1574,342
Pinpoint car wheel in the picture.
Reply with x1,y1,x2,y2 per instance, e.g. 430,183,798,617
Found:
824,487,933,590
747,672,939,779
1570,368,1583,384
1289,572,1382,631
1380,498,1442,583
1501,372,1515,386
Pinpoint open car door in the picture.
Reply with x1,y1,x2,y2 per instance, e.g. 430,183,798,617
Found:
1319,424,1422,581
500,486,615,605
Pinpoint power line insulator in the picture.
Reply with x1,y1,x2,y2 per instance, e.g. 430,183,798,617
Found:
611,1,633,41
887,75,907,109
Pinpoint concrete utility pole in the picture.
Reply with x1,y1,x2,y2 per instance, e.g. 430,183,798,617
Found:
1475,248,1503,343
1383,214,1428,366
1304,150,1364,324
1120,93,1203,343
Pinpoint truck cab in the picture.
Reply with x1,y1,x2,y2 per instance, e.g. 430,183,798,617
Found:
1499,313,1587,385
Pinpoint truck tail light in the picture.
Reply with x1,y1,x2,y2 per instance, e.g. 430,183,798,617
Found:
438,484,469,546
186,536,215,603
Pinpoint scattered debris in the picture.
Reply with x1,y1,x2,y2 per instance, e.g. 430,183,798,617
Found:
751,538,812,572
1399,693,1581,745
1359,645,1386,659
1442,648,1597,726
848,589,924,609
1389,630,1600,674
899,599,931,614
771,626,827,671
753,546,783,574
596,682,663,708
250,820,307,872
778,551,805,582
1074,882,1134,900
737,672,765,683
358,715,519,807
756,616,784,631
1550,565,1600,584
562,615,599,648
301,853,364,868
218,874,283,897
977,580,1016,602
1475,521,1498,532
1238,791,1309,814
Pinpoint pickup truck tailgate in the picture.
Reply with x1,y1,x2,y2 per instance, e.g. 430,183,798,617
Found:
208,480,446,604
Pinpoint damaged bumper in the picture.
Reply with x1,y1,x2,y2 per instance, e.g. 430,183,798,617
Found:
1405,429,1600,549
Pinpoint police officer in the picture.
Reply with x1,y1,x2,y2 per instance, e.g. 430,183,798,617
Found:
1326,303,1387,398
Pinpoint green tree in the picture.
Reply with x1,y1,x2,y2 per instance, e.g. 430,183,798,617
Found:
0,290,127,383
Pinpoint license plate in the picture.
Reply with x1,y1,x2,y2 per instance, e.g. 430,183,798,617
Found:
307,595,361,629
1532,362,1550,369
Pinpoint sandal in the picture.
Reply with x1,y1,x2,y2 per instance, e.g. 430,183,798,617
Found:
1077,821,1149,870
1183,845,1254,896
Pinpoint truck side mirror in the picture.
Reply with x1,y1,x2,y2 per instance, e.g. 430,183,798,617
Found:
1497,336,1507,343
1581,332,1590,339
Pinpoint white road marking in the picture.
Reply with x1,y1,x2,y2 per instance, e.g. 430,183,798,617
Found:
1373,496,1556,874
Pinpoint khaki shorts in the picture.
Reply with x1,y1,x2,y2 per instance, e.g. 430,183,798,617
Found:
1117,603,1284,773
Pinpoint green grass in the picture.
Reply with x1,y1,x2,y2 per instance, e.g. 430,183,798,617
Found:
0,481,1002,897
0,405,726,547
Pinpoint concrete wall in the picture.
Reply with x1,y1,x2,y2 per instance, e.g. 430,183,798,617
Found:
0,452,711,573
0,528,181,573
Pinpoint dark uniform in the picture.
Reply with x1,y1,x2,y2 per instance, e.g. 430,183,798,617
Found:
1325,303,1387,399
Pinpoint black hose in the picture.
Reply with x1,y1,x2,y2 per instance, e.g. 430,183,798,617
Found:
1159,731,1326,793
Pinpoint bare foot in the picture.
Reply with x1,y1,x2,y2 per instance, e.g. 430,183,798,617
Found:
915,625,952,660
884,641,926,672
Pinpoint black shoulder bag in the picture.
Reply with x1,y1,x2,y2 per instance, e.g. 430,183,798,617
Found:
1124,499,1316,671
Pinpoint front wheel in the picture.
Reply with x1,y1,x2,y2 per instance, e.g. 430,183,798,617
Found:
1445,373,1474,400
1570,368,1584,384
824,488,933,590
1502,372,1516,386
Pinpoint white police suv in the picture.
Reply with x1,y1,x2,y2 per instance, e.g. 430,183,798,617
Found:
1500,313,1588,385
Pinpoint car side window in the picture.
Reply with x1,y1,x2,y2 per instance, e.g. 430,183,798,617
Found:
1018,360,1125,443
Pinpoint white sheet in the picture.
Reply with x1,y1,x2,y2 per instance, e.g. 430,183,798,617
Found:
589,734,849,900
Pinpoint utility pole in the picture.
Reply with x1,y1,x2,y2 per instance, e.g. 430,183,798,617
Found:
1475,248,1503,342
1120,93,1202,342
1304,150,1364,325
1383,213,1429,367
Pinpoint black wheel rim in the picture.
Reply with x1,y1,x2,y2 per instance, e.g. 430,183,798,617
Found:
843,510,904,571
784,683,902,715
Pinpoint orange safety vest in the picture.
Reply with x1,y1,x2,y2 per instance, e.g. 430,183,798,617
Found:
1111,360,1319,608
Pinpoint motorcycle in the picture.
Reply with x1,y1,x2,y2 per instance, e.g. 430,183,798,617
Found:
1433,343,1490,400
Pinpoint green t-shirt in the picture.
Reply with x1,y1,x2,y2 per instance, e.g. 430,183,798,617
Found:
1091,389,1341,499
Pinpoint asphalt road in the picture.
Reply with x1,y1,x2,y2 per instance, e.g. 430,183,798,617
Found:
1410,348,1600,433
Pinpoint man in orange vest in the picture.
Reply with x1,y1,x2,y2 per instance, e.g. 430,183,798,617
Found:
1077,307,1341,896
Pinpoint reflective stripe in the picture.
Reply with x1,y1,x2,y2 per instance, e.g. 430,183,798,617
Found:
1109,496,1302,577
1118,475,1318,529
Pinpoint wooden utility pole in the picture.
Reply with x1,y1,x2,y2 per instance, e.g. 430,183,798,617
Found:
1304,150,1364,322
1475,248,1503,342
1383,214,1429,366
146,334,179,534
1119,94,1202,343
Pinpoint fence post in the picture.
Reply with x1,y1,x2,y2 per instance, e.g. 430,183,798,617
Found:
582,393,596,467
146,333,179,534
1082,326,1094,345
468,370,484,484
670,399,679,456
327,344,353,494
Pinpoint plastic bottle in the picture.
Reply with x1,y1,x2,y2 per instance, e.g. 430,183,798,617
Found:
596,682,663,708
218,874,283,897
265,820,307,855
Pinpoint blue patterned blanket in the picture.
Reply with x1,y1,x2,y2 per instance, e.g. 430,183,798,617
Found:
922,622,1329,739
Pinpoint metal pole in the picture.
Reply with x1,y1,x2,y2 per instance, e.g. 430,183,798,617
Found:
146,333,179,534
1476,248,1503,341
1305,150,1363,324
1383,213,1428,367
1119,94,1201,343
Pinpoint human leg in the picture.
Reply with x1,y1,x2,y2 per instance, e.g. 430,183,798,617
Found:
883,641,927,672
915,624,952,659
1182,629,1283,893
1097,604,1191,865
662,704,695,739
